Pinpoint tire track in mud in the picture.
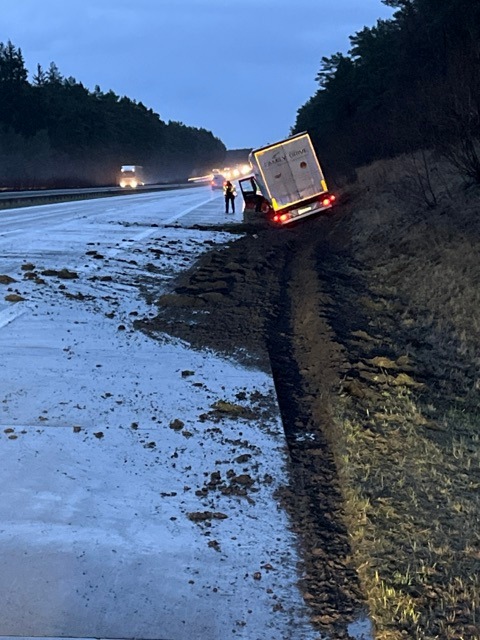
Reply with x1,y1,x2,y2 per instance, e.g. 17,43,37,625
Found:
135,221,371,638
265,227,369,637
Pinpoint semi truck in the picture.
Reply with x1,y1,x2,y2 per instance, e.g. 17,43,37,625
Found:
239,132,335,225
118,165,145,189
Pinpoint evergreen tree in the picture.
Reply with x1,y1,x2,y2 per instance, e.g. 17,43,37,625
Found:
0,40,28,84
293,0,480,178
0,40,226,188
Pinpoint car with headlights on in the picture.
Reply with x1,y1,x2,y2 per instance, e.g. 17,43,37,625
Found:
210,174,226,190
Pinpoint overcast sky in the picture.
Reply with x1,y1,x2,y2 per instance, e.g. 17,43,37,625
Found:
1,0,393,149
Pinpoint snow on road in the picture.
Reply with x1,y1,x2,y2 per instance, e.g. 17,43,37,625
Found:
0,189,321,639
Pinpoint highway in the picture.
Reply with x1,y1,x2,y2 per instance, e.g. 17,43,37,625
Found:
0,182,197,205
0,186,319,640
0,185,234,235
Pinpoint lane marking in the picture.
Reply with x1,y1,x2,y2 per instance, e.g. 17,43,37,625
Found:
0,303,29,330
163,194,219,225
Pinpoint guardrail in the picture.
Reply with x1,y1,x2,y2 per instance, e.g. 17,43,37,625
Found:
0,182,202,209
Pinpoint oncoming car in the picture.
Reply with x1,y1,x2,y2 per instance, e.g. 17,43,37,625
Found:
211,174,226,190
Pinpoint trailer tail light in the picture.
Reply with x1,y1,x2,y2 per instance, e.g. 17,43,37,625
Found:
272,213,290,224
321,194,336,207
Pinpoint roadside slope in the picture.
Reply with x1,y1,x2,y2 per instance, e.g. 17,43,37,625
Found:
147,161,480,639
301,161,480,640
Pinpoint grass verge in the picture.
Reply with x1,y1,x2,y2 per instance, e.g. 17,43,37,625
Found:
327,152,480,639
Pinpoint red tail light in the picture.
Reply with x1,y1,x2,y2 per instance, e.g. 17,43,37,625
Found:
273,215,280,222
322,198,330,206
280,214,289,222
330,194,336,201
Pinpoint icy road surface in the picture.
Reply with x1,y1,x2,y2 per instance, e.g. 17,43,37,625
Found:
0,188,322,640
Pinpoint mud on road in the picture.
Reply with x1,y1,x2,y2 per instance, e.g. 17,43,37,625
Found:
136,217,367,637
137,202,480,640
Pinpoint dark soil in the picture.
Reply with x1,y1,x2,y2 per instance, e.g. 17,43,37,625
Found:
136,215,369,637
136,202,480,639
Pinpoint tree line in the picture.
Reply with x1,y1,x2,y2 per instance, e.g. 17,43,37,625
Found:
293,0,480,182
0,41,226,189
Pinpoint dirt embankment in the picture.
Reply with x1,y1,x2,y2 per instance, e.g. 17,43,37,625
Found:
322,157,480,640
138,157,480,640
137,220,368,637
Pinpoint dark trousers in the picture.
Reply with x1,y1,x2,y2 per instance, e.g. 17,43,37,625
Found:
225,195,235,213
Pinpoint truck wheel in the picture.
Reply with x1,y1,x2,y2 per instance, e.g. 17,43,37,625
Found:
261,202,271,214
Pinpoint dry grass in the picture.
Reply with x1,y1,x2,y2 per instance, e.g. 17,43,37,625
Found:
332,152,480,638
339,401,480,639
351,151,480,367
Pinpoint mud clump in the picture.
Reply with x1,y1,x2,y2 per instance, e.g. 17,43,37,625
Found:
5,293,25,302
41,268,79,279
0,274,17,284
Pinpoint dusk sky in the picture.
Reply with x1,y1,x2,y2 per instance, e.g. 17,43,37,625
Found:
1,1,393,150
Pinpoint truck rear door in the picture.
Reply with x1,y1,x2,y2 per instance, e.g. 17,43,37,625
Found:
254,134,326,209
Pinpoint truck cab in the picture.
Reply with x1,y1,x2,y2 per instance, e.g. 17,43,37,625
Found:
119,165,145,189
239,176,270,214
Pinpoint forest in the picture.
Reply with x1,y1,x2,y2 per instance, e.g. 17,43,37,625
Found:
293,0,480,182
3,1,479,191
0,41,226,189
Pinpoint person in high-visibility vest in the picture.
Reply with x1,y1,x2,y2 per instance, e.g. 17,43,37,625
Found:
224,180,236,214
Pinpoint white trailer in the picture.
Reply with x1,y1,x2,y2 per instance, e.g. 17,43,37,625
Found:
240,132,336,225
